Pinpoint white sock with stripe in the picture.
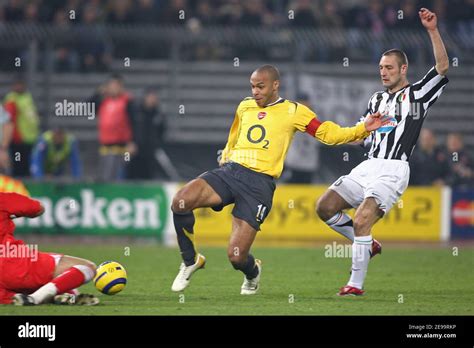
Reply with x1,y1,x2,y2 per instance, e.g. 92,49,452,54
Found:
75,264,95,282
29,283,57,304
29,265,95,304
348,235,373,289
325,212,355,242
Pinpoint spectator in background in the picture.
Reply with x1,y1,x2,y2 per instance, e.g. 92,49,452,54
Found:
433,0,448,30
23,1,40,23
365,0,386,61
134,0,160,24
3,0,24,22
240,0,266,26
368,0,385,32
4,77,40,178
381,0,398,29
399,0,419,29
128,88,166,180
287,0,318,61
193,0,215,26
106,0,134,24
288,0,318,27
159,0,189,25
0,105,13,174
217,0,242,25
445,133,474,187
449,0,474,43
410,129,449,186
65,0,82,16
77,4,112,72
52,9,80,72
30,128,82,180
315,0,345,61
282,93,320,184
318,0,343,28
92,74,136,181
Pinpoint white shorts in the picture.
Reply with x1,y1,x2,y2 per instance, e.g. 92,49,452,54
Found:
329,158,410,214
50,253,63,267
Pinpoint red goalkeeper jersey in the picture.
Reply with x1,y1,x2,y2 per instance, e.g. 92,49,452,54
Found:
0,193,45,304
0,192,42,245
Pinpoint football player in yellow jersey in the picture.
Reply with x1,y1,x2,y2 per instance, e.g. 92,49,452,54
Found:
171,65,388,294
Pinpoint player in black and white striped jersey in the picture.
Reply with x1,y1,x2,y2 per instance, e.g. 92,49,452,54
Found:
363,63,448,161
316,8,449,296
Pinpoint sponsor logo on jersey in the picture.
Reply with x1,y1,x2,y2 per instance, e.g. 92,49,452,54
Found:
376,116,398,134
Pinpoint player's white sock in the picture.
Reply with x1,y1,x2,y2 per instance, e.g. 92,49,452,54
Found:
325,212,354,242
74,265,95,282
29,265,94,304
29,283,58,305
348,235,372,289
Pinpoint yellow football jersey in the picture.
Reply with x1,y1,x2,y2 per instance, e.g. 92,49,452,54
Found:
220,97,369,178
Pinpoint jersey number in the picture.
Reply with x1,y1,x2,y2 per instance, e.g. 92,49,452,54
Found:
247,125,270,149
256,204,268,222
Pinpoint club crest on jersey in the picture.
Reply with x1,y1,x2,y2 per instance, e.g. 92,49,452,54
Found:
397,92,407,103
257,112,267,120
377,116,398,134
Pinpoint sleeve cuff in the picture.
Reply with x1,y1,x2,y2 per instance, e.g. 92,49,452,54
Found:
356,121,370,138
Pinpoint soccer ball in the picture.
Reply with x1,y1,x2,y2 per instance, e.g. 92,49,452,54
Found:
94,261,127,295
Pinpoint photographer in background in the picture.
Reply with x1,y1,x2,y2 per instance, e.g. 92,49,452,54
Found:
410,128,449,186
445,133,474,187
30,128,82,180
4,77,40,177
127,87,166,180
91,74,136,181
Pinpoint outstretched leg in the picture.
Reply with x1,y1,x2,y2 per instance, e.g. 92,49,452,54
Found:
171,178,223,265
316,189,355,241
339,198,383,296
171,178,225,292
317,189,382,259
14,255,97,305
227,217,261,295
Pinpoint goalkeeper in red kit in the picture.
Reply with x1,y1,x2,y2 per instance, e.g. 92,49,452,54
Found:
0,192,99,305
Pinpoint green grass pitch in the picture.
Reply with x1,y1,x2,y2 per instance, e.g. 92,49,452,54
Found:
1,244,472,315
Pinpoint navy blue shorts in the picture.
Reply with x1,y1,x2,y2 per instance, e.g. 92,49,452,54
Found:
199,162,276,231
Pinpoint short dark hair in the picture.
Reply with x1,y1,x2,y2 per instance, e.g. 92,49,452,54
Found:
254,64,280,81
12,74,25,84
382,49,408,67
109,73,123,83
144,86,159,95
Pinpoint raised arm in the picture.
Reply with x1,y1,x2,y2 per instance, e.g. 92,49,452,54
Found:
0,192,44,218
419,8,449,76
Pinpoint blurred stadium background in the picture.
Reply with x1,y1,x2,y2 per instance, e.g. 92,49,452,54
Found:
0,0,473,247
0,0,473,318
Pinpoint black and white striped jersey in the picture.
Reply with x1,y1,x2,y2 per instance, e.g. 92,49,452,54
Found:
362,66,449,161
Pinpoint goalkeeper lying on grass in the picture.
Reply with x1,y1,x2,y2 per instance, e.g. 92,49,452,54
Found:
0,192,99,306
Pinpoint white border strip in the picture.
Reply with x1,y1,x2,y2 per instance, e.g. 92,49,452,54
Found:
441,186,452,242
163,182,179,247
